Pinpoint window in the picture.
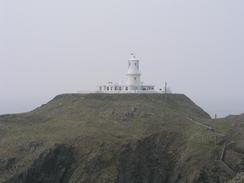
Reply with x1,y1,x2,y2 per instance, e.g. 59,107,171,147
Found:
107,87,109,91
126,87,128,91
134,77,136,80
135,63,137,66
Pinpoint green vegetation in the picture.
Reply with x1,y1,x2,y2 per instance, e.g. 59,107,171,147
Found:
0,94,243,183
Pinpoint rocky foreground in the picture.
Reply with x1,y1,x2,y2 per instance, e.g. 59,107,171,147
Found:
0,94,243,183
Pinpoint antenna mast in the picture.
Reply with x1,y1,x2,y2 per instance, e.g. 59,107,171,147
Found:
164,82,168,94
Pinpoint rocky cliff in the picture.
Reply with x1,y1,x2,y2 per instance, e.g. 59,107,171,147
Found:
0,94,243,183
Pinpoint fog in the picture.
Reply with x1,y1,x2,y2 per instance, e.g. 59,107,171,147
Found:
1,0,244,117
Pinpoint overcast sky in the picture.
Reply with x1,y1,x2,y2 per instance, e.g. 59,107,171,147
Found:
0,0,244,117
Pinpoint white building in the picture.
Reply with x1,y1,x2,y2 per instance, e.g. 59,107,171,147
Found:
98,54,156,93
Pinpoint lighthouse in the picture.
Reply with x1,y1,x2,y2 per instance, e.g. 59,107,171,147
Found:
126,54,142,91
97,54,156,93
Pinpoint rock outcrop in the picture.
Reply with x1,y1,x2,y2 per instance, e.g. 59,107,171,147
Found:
5,144,73,183
0,94,243,183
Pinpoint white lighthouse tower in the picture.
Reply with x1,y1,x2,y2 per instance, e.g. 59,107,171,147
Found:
97,54,156,93
126,53,142,91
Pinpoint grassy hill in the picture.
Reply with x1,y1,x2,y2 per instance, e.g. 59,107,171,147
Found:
0,94,243,183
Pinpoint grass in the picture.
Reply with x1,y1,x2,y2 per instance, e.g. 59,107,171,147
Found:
0,93,242,182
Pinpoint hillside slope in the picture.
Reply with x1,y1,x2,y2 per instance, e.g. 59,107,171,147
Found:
0,94,243,183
